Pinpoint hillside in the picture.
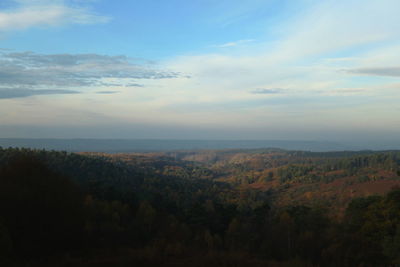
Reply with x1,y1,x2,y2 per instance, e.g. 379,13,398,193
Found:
82,149,400,215
1,147,400,266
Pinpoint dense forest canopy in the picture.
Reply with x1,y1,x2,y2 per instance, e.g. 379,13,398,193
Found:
1,147,400,266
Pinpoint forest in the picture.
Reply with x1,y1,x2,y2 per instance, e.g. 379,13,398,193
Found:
1,147,400,266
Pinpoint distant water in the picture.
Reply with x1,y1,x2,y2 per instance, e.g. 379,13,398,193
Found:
0,138,362,152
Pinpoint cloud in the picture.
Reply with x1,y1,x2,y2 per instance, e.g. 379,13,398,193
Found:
97,82,144,87
0,88,79,99
125,83,144,87
0,0,110,31
251,88,285,94
1,0,400,139
148,0,400,131
346,67,400,77
0,51,180,90
214,39,254,48
96,91,119,94
271,0,400,63
164,0,400,96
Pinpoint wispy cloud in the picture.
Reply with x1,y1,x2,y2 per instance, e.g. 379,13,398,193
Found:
346,67,400,77
251,88,285,94
214,39,254,48
125,83,144,87
0,88,79,99
151,0,400,132
96,90,119,94
0,0,110,31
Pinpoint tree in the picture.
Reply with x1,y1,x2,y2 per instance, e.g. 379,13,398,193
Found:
137,200,156,233
0,222,12,261
0,156,84,258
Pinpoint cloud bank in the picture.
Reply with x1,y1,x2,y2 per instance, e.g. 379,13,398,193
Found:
0,51,180,98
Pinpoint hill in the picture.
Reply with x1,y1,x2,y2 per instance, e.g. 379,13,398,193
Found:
0,138,360,152
83,148,400,215
1,147,400,266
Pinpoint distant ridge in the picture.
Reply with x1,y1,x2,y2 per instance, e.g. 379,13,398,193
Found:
0,138,361,152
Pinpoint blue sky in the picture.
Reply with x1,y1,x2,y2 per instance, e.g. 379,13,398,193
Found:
0,0,400,145
0,0,304,58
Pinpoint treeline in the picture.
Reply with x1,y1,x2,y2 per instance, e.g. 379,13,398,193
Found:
194,149,400,186
274,152,400,185
1,148,400,266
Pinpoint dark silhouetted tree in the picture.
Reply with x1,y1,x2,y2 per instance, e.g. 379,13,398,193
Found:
0,156,85,259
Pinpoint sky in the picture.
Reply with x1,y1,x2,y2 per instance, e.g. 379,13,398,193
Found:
0,0,400,144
